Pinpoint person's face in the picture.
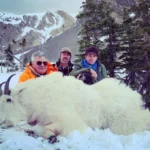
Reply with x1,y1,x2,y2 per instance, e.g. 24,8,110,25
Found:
60,52,71,64
32,56,48,74
85,52,98,65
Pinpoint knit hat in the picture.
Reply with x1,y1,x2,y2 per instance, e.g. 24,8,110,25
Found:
85,47,99,56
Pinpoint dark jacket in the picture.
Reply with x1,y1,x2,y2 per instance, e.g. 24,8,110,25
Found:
53,59,74,76
70,61,107,84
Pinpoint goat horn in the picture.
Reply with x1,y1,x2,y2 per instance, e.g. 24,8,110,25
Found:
4,74,16,95
0,82,6,97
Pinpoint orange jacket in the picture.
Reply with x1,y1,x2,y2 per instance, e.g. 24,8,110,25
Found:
18,62,58,83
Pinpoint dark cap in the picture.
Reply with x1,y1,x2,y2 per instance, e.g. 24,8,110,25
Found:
85,47,99,56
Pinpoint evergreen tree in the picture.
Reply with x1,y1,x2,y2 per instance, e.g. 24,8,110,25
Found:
19,38,27,70
12,39,16,44
20,38,27,51
76,0,121,77
76,0,103,62
119,0,150,106
22,54,29,67
4,44,15,72
96,1,121,77
118,8,138,84
4,44,14,65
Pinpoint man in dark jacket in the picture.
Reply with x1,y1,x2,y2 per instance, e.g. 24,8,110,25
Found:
53,47,73,76
70,46,107,84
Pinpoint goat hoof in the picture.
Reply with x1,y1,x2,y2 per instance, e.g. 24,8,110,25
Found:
48,135,57,144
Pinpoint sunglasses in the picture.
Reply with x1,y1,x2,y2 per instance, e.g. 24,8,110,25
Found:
36,61,48,66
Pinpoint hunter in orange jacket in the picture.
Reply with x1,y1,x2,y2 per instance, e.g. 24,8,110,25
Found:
18,51,58,83
18,62,58,83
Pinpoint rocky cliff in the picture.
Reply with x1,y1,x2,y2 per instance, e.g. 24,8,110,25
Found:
0,10,75,52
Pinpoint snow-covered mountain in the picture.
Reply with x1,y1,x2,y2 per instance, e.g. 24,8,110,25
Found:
0,11,75,52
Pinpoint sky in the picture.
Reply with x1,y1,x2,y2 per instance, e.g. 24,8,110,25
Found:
0,0,84,16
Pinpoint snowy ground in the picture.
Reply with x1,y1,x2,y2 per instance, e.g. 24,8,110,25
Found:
0,70,150,150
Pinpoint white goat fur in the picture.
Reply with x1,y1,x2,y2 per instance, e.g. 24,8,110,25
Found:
0,72,150,138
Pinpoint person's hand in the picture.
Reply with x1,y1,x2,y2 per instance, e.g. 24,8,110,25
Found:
90,69,97,79
76,73,86,81
76,73,82,79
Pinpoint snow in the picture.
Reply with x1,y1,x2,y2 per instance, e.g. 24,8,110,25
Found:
129,13,135,18
0,126,150,150
0,12,23,24
99,36,109,42
0,71,150,149
70,13,78,19
12,51,30,65
33,12,45,28
0,71,21,89
19,27,35,38
40,12,64,42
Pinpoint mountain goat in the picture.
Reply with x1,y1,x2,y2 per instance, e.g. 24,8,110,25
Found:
0,72,150,140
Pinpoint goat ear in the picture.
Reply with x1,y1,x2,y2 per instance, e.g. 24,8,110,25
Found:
18,88,26,95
